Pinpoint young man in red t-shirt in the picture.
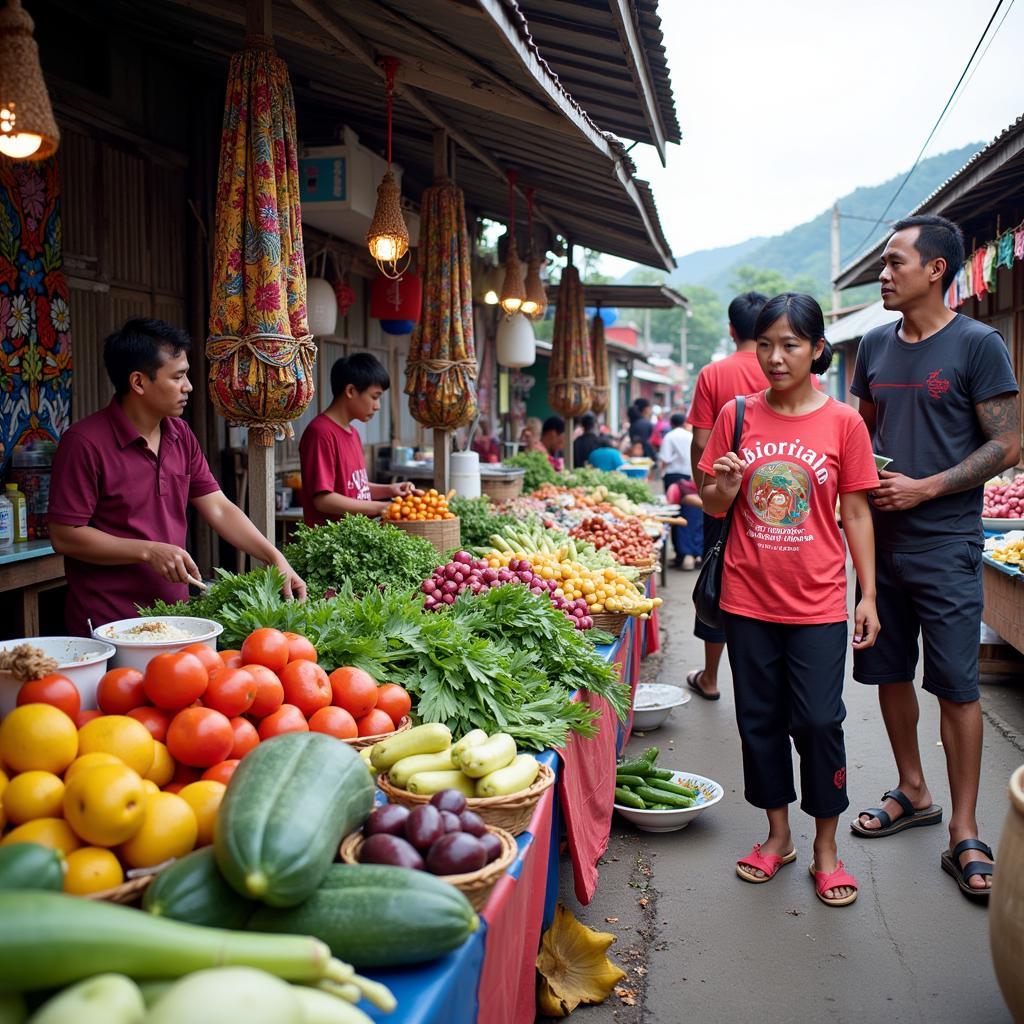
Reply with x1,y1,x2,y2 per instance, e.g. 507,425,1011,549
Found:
298,353,415,526
685,291,770,699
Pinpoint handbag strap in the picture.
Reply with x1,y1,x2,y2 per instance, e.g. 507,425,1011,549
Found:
718,394,747,545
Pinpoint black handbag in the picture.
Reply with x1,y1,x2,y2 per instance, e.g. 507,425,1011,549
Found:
692,394,746,630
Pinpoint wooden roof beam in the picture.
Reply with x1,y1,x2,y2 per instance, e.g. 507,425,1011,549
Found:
606,0,667,163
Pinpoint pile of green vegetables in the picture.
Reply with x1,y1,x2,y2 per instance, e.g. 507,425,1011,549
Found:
503,451,653,503
283,516,439,597
449,496,528,549
504,450,558,491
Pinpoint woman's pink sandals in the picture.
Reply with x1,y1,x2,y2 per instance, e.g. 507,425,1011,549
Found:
736,842,797,883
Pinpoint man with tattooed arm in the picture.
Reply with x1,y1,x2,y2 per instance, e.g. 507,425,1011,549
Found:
849,215,1020,901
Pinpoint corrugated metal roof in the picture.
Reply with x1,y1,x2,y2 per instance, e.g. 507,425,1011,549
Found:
95,0,676,269
506,0,680,160
824,300,900,345
546,282,688,308
836,116,1024,289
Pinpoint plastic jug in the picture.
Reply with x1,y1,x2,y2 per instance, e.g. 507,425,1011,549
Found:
450,450,481,499
5,484,27,543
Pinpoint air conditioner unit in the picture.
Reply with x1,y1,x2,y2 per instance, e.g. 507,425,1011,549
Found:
299,127,420,249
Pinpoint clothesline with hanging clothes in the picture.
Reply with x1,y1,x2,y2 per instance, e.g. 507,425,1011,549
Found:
946,219,1024,309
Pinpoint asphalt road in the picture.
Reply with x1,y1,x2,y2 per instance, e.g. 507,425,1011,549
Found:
549,564,1023,1024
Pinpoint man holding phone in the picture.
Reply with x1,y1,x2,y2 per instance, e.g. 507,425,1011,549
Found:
849,215,1020,901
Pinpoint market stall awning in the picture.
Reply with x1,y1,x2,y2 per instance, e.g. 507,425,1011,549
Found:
835,116,1024,290
108,0,676,270
510,0,680,162
546,282,688,309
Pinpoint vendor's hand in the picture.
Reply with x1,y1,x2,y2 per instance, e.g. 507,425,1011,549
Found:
274,557,306,601
369,499,393,518
870,470,932,511
389,481,419,498
712,451,745,497
851,597,880,650
142,542,202,585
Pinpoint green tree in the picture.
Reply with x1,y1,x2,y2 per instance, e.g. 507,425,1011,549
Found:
730,265,830,307
679,284,726,372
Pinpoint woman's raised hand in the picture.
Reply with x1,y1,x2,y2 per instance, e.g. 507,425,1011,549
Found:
712,452,746,496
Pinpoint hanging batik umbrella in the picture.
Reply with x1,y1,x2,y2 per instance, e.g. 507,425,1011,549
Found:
548,264,593,419
590,311,609,415
404,177,477,429
206,38,315,447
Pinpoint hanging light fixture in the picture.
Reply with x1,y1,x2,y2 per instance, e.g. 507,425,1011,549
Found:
483,264,502,305
0,0,59,161
499,169,526,315
521,188,547,320
365,57,410,279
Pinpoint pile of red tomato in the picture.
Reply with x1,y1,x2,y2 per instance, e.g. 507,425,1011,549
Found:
62,627,411,790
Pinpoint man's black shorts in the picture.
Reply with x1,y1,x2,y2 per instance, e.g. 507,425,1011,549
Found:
853,541,983,703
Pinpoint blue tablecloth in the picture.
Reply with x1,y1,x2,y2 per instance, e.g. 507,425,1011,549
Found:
363,632,625,1023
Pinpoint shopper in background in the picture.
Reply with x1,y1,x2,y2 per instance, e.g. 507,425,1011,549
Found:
541,415,566,471
520,417,547,455
850,214,1020,901
587,436,626,472
701,292,879,908
651,405,671,451
659,412,699,568
628,399,655,459
573,412,602,469
472,419,501,463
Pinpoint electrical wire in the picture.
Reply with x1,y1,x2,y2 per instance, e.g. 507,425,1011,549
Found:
848,0,1008,260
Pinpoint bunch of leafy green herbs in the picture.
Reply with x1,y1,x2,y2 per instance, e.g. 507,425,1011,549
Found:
449,496,525,549
505,450,558,491
283,516,440,597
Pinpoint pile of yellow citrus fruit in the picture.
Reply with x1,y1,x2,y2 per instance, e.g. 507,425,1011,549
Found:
383,488,456,522
484,549,662,617
0,703,225,895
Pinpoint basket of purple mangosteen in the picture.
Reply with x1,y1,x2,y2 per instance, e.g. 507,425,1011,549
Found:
339,788,517,912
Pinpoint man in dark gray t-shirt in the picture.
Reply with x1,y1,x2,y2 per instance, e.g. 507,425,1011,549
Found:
849,214,1020,902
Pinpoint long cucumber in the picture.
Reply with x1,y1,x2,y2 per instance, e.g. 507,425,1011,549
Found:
614,787,645,809
0,891,357,993
614,774,648,788
615,758,657,776
644,777,698,799
634,786,694,809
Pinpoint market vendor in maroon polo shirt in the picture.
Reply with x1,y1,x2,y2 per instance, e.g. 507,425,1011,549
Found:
48,318,306,636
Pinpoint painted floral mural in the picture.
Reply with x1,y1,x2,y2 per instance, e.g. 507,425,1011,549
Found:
0,157,71,459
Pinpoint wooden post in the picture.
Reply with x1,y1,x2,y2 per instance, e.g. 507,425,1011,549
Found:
247,0,276,547
433,127,451,494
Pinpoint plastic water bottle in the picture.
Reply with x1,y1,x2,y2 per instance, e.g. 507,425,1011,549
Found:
0,491,12,549
5,483,27,543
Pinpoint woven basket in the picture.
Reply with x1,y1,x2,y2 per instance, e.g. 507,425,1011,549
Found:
343,715,412,751
339,825,516,911
480,475,524,502
377,761,555,836
589,610,630,634
388,517,461,554
88,872,155,905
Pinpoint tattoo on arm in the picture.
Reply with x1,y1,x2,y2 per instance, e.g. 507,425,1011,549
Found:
935,393,1021,497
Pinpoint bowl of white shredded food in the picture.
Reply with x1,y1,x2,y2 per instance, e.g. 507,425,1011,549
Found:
0,637,116,714
92,616,222,672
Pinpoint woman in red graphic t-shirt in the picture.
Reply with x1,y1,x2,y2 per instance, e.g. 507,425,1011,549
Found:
699,293,880,909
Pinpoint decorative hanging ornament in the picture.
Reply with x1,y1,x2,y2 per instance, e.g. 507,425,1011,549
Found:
496,312,536,368
0,0,59,160
331,251,357,317
521,188,547,320
306,251,338,337
499,169,527,315
366,57,411,279
370,269,422,335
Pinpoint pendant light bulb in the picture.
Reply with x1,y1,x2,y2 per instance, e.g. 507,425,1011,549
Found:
499,237,526,316
522,255,547,320
0,2,59,162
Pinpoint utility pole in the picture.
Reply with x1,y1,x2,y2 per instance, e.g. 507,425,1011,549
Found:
679,305,689,381
830,201,841,321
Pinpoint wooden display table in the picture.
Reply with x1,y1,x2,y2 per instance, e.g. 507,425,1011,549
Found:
0,541,65,637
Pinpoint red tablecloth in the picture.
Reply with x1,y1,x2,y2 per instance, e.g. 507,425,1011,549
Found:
644,576,661,656
555,625,639,904
477,785,555,1024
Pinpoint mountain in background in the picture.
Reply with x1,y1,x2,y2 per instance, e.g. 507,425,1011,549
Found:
629,141,984,307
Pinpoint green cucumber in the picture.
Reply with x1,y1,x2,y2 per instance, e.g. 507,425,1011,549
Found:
615,759,657,776
634,786,693,808
215,733,374,908
143,847,256,929
641,745,659,764
614,774,648,788
0,842,65,892
644,778,698,799
645,768,675,781
247,864,478,968
614,787,645,809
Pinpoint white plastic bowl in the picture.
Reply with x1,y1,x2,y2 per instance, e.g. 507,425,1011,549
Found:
0,636,117,715
614,770,724,833
632,683,689,731
92,616,223,673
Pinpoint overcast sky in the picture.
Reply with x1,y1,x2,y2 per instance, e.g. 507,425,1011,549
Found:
604,0,1024,274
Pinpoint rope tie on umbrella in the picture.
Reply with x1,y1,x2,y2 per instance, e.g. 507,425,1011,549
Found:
406,357,478,375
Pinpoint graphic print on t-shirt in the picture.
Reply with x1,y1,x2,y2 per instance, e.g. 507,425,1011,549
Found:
348,467,371,500
749,461,811,528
